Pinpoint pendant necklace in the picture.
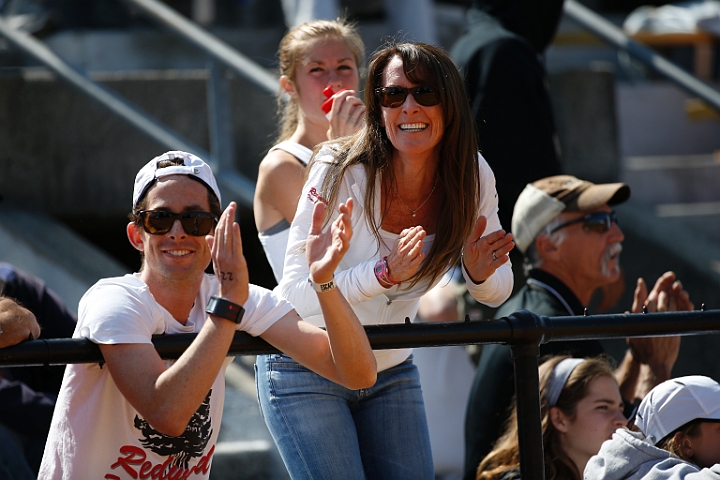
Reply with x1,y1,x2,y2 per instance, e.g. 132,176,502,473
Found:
395,176,439,217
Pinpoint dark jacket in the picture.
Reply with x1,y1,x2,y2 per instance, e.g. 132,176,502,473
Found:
463,269,605,480
0,263,77,438
450,0,564,230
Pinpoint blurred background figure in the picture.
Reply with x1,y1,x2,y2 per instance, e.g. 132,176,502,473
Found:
463,175,692,480
414,272,477,480
254,18,365,282
451,0,564,234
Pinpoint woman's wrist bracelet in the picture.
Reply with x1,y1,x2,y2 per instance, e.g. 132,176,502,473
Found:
374,256,400,288
308,275,336,293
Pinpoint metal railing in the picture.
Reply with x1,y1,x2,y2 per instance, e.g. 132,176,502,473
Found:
564,0,720,113
122,0,276,96
0,0,271,208
120,0,283,207
2,308,720,480
0,16,207,158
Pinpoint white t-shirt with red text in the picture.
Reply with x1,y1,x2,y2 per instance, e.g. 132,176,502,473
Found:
39,273,292,480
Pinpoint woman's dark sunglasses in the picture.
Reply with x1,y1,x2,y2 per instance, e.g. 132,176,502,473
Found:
548,210,618,235
137,210,218,236
375,86,441,108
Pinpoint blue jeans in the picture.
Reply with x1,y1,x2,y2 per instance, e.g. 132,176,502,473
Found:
255,354,434,480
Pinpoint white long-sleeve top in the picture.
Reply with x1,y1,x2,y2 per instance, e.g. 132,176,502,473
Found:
276,145,513,372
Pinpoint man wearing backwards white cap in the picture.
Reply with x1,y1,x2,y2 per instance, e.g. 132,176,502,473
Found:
38,151,376,480
463,175,693,480
586,375,720,479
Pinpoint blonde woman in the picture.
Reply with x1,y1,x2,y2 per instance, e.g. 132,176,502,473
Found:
254,19,365,281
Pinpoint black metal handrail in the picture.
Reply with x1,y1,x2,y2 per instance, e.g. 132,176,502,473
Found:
3,309,713,367
2,309,719,479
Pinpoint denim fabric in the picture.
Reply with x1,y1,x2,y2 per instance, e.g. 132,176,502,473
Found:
256,354,434,480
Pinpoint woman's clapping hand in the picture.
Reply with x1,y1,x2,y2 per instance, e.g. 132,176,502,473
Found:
385,226,427,284
306,199,354,285
462,216,514,284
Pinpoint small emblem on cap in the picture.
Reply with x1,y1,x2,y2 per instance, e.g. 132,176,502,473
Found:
193,168,200,174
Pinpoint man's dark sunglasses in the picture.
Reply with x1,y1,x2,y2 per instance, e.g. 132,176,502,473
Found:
137,210,218,236
548,210,618,235
375,86,441,108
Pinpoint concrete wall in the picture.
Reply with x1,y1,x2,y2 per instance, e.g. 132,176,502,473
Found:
0,207,128,312
616,81,720,157
549,68,620,184
0,67,623,213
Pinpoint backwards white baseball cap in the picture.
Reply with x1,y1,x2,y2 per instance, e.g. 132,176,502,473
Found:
132,151,221,210
635,376,720,445
511,175,630,254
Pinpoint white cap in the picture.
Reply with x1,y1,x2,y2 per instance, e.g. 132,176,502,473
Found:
635,376,720,445
132,151,221,210
511,175,630,254
512,184,566,254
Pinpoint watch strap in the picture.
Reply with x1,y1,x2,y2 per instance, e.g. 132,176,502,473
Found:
206,296,245,324
374,256,399,288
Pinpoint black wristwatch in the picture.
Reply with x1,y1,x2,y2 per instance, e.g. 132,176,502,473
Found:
205,296,245,324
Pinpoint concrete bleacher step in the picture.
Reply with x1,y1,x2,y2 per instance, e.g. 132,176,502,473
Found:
0,206,128,311
211,440,279,480
622,152,720,243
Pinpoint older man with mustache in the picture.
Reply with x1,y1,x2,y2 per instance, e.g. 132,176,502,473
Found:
463,175,693,480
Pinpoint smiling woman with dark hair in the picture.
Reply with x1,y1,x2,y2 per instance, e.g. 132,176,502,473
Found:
255,42,515,480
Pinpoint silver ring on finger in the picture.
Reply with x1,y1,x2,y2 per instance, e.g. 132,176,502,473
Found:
492,251,497,261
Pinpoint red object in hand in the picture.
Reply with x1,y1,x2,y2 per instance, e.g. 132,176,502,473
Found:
321,86,347,114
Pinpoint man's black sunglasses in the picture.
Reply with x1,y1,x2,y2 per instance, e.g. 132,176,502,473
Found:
375,86,441,108
137,210,218,236
548,210,618,235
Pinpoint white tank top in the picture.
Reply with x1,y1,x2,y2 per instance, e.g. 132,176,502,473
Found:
258,141,313,283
